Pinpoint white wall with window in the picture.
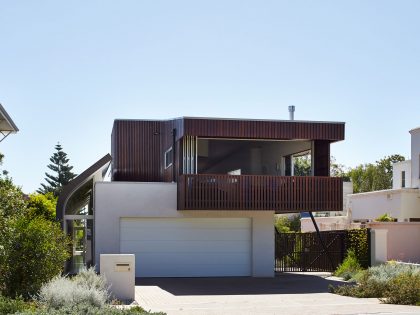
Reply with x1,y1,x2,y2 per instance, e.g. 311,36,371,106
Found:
393,160,411,189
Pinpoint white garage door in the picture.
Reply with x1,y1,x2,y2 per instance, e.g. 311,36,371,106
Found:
120,217,251,277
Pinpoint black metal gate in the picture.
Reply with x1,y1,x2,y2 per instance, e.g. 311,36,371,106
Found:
275,229,370,272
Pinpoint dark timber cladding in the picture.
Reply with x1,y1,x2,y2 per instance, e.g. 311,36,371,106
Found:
111,117,344,182
182,118,344,141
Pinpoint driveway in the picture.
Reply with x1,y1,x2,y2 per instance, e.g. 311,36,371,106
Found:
135,273,420,315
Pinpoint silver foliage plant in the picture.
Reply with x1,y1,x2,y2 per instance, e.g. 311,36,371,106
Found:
368,262,420,283
38,267,110,309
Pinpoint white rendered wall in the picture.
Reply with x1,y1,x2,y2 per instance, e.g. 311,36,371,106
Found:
350,190,402,221
410,127,420,189
392,160,411,189
349,189,420,222
94,182,274,277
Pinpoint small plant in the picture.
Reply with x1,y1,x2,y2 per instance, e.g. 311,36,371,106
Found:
375,213,396,222
0,295,34,314
38,267,109,309
334,249,362,281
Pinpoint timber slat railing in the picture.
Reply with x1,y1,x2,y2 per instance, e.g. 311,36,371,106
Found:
177,174,343,212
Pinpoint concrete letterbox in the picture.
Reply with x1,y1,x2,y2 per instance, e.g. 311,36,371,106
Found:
100,254,135,301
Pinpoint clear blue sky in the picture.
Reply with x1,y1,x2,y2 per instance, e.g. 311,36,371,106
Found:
1,1,419,193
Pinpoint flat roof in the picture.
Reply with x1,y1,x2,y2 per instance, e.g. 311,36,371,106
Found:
113,116,345,142
114,116,345,125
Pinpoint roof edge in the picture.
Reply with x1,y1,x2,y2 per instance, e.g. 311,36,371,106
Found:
0,103,19,132
56,154,112,222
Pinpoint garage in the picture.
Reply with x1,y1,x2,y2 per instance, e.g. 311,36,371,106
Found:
119,217,252,277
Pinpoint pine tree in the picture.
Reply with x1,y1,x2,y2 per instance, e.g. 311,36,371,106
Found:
38,143,77,197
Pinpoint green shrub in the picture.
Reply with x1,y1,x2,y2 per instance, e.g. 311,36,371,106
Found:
275,215,300,233
332,262,420,305
38,268,109,309
334,249,362,280
375,213,396,222
0,295,34,314
25,193,57,222
345,229,370,268
16,304,165,314
382,272,420,305
0,216,70,299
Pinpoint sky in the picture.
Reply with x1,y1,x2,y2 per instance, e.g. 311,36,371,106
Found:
0,0,419,193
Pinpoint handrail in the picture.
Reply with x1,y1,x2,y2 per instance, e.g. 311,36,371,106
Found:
178,174,343,212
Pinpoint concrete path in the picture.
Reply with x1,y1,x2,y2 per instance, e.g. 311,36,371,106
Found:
135,273,420,315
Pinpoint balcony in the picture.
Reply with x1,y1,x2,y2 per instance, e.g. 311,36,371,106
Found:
178,174,343,213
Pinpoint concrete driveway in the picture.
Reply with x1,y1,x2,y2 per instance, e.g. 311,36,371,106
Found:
135,273,420,315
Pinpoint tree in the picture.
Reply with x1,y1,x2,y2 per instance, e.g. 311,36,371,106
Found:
294,155,350,180
26,192,57,221
38,143,77,197
275,214,301,233
330,157,350,181
347,154,405,193
1,216,70,298
0,153,70,298
293,154,311,176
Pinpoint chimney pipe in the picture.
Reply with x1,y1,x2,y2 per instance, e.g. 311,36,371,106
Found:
288,105,295,120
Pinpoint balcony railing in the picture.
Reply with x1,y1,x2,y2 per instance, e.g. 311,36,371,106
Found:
178,174,343,212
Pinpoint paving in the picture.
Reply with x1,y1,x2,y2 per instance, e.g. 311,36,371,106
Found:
135,272,420,315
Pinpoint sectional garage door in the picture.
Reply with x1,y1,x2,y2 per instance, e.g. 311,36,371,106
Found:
120,218,252,277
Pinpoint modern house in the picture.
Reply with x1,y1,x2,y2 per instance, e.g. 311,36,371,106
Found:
57,116,345,277
349,127,420,223
0,103,19,141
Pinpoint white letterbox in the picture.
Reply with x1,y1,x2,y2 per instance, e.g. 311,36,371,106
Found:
100,254,135,301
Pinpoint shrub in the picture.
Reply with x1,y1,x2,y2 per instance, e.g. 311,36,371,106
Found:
345,228,370,268
368,262,420,283
334,249,362,281
382,272,420,305
73,267,109,292
275,215,301,233
16,304,165,315
332,262,420,304
0,216,70,298
0,295,34,314
375,213,396,222
25,193,57,221
38,268,109,309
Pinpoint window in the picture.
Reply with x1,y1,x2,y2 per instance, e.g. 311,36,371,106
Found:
165,147,173,169
401,171,406,188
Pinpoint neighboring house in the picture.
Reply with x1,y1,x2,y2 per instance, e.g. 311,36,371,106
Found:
57,116,345,277
0,103,19,141
349,127,420,223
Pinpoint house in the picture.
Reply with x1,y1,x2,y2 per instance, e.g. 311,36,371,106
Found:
57,116,345,277
0,103,19,141
349,127,420,223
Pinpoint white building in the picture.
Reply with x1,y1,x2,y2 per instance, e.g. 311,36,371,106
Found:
349,127,420,223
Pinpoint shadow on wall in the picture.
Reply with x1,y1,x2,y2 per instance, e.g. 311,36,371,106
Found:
135,273,345,296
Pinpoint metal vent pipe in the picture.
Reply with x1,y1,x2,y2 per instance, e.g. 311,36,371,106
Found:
288,105,295,120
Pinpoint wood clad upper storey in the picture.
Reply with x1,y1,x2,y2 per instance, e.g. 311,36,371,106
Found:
182,118,344,141
111,117,345,182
